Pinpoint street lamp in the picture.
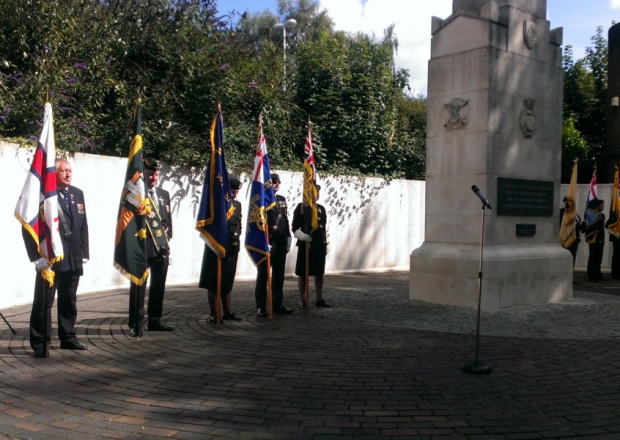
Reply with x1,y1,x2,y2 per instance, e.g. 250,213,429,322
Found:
273,18,297,90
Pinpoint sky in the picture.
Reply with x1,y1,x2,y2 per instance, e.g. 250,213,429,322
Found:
216,0,619,96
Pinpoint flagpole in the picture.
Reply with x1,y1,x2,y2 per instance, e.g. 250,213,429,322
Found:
305,244,310,310
41,90,51,355
217,258,222,323
0,312,16,334
266,228,273,319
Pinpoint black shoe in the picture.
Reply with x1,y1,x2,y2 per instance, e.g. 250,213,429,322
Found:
148,321,175,331
34,350,49,358
129,327,143,338
257,307,268,317
60,341,88,350
572,280,581,285
315,299,332,308
600,277,610,282
588,278,597,283
223,312,242,322
273,304,293,314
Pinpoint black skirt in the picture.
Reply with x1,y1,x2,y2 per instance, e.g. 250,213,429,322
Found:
198,246,239,294
295,242,326,277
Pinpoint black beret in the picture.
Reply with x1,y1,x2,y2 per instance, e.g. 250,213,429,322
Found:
144,157,160,170
229,176,242,190
271,173,281,182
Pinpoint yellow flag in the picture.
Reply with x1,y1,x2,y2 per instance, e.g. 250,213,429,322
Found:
559,161,578,248
607,166,620,238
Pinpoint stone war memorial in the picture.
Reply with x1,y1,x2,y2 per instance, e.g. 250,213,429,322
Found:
410,0,572,310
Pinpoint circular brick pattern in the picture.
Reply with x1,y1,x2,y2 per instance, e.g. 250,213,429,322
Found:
0,272,619,438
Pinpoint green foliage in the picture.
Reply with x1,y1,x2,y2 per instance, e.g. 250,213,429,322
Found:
0,0,426,180
561,26,609,182
561,117,593,183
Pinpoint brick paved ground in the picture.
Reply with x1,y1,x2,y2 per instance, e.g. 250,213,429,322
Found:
0,272,619,439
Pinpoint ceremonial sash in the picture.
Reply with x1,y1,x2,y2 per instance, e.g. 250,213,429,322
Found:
146,191,170,256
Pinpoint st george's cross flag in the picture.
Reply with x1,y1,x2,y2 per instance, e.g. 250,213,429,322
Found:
15,102,64,286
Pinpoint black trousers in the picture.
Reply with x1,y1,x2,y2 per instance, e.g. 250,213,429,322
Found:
255,245,287,309
611,239,620,280
30,270,80,352
587,241,605,281
129,256,169,328
567,239,579,267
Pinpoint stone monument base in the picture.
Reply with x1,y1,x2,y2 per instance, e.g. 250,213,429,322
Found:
410,242,573,310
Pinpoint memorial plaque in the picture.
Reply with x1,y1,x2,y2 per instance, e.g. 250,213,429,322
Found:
516,224,536,236
496,177,554,216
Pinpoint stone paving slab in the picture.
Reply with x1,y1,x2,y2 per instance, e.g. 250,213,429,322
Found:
0,272,619,439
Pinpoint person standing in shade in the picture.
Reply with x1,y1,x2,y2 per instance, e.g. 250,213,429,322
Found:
254,173,293,316
200,176,243,322
560,196,584,284
605,214,620,280
585,199,607,282
24,159,89,357
128,158,174,336
292,183,331,309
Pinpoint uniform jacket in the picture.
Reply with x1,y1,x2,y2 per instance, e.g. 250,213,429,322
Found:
23,185,90,275
227,200,242,253
292,203,327,249
146,187,172,258
267,194,291,247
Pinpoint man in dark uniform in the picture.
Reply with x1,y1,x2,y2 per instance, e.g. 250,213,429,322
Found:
585,199,607,282
24,158,89,357
128,158,174,336
255,173,293,316
199,176,243,322
605,207,620,280
292,183,331,308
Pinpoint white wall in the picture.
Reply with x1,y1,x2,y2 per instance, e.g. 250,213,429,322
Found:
1,141,426,309
1,140,611,310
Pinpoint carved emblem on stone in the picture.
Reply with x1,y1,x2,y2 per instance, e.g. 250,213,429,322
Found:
519,98,537,138
523,19,537,50
444,98,468,129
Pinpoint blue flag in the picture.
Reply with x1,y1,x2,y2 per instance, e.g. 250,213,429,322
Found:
196,106,233,257
244,128,276,266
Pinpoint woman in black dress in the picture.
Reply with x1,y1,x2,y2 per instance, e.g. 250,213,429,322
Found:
292,184,331,309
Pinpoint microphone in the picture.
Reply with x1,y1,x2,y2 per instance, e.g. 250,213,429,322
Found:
471,185,492,209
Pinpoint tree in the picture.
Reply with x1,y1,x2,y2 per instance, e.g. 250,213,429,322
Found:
562,27,609,182
0,0,427,180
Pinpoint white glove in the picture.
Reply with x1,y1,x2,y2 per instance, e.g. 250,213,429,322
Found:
294,230,312,242
34,258,50,272
83,258,89,265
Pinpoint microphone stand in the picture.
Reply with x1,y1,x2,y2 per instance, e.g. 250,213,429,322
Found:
461,202,492,375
